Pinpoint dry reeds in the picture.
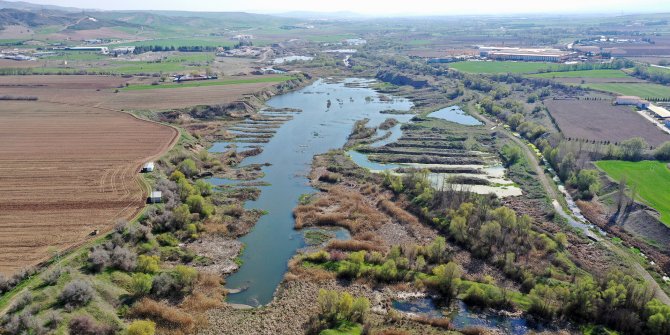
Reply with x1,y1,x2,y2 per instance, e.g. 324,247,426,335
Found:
327,239,385,253
131,298,194,330
181,272,225,312
293,186,387,234
378,199,419,226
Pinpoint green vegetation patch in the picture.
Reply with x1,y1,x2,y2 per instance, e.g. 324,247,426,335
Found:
582,83,670,99
449,61,559,74
596,160,670,226
123,76,294,90
320,321,363,335
529,69,630,79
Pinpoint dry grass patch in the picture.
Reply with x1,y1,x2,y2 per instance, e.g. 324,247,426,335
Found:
131,298,194,331
294,186,388,234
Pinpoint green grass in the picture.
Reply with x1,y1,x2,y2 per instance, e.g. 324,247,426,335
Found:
320,321,363,335
449,61,559,74
529,69,631,79
123,76,294,90
581,83,670,99
596,160,670,226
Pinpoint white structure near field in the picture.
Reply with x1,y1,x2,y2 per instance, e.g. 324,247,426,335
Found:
478,46,574,62
141,162,155,173
148,191,162,203
615,96,651,108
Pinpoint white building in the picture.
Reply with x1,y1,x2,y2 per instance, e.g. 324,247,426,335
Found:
141,162,155,173
615,96,650,109
148,191,162,204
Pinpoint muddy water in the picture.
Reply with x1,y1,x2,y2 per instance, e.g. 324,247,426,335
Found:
222,78,413,306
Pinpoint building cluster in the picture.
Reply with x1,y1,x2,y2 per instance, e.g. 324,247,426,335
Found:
616,95,670,128
478,46,575,62
0,52,35,61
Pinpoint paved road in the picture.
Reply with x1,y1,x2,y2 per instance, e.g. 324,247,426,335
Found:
470,107,670,304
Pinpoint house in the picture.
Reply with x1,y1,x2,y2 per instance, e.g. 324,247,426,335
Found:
141,162,155,173
615,96,650,108
148,191,162,204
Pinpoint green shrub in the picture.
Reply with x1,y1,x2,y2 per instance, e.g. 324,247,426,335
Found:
137,255,160,274
177,159,198,177
128,320,156,335
156,233,180,247
130,273,153,297
186,195,213,218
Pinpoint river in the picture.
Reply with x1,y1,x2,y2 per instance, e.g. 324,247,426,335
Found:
221,78,413,306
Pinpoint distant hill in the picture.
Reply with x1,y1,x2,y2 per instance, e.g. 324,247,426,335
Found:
274,11,368,20
0,0,86,12
0,8,72,27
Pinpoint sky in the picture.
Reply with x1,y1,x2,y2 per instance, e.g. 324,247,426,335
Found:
9,0,670,16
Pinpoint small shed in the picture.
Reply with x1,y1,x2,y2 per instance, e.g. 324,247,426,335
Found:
141,162,155,173
148,191,162,204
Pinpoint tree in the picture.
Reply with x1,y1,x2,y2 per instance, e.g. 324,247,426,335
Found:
186,194,212,218
654,141,670,161
449,215,468,243
479,221,502,250
431,262,461,300
177,159,198,177
569,169,601,199
620,137,648,161
559,152,576,181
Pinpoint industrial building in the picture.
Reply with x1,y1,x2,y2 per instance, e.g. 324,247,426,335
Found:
478,46,573,62
615,96,651,108
59,46,109,54
648,104,670,120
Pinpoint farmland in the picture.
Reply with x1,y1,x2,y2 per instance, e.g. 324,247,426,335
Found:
528,69,630,78
0,101,177,275
544,99,670,147
0,75,285,110
123,75,294,91
581,83,670,99
448,61,558,74
596,160,670,226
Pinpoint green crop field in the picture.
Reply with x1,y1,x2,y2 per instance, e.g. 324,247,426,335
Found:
581,83,670,99
448,61,559,74
596,160,670,226
529,69,631,78
122,76,294,90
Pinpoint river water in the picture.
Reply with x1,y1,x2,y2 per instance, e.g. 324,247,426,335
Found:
222,78,413,306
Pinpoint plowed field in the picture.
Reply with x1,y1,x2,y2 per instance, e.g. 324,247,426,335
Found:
0,101,177,275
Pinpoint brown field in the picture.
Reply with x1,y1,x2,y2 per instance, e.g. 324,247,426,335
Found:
0,101,178,275
0,75,281,110
544,99,670,147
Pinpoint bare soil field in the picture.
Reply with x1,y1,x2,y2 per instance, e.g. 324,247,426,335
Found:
0,101,177,275
0,75,279,110
544,99,670,147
